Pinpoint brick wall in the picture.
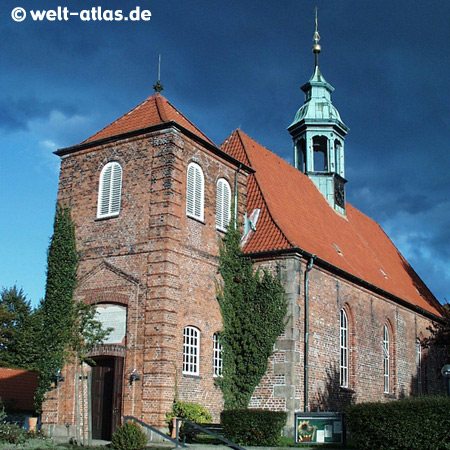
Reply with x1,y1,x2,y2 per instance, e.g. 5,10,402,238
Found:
42,126,247,435
248,255,443,435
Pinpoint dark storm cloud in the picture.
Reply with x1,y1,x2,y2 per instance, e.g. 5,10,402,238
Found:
0,97,78,132
1,0,448,303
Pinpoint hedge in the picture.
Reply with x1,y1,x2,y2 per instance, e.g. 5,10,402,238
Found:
221,409,287,446
346,396,450,450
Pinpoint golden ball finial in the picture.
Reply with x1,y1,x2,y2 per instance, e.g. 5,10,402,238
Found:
312,43,321,54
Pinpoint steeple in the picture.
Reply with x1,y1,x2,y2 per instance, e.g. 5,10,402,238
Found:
287,10,349,214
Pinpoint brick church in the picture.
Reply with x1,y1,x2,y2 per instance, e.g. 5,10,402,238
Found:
41,30,444,441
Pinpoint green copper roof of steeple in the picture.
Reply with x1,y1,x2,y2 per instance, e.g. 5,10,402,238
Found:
289,64,347,128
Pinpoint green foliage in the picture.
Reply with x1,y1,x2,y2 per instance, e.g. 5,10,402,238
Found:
111,421,148,450
423,306,450,360
0,422,27,445
0,286,41,370
0,398,6,422
346,396,450,450
216,221,287,409
69,302,113,365
166,400,213,424
35,204,78,412
221,409,287,446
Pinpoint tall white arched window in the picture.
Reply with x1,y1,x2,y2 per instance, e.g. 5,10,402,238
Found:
416,338,422,396
339,309,348,388
97,162,123,218
186,162,204,221
183,326,200,375
216,178,231,232
213,333,223,377
383,324,390,393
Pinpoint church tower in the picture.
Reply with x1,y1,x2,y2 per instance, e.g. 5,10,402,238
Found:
288,12,349,214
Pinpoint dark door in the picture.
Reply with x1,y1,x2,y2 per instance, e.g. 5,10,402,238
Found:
112,357,124,433
91,357,123,440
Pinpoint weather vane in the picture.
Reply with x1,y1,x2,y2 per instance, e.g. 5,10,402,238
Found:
153,54,164,93
313,7,321,45
312,7,322,67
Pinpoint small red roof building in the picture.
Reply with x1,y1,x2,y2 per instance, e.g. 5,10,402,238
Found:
0,368,38,412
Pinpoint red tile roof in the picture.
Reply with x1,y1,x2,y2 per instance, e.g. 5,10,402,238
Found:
0,368,38,412
221,130,442,317
84,93,214,145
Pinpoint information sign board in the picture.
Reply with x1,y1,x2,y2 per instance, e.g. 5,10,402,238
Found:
295,412,344,444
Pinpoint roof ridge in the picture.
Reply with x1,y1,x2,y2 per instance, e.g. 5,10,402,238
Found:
82,94,155,144
154,93,167,122
164,97,214,145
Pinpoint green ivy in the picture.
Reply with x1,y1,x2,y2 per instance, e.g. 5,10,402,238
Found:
216,221,287,409
35,204,78,412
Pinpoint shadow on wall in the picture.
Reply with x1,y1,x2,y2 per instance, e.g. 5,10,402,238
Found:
410,319,449,397
309,364,356,412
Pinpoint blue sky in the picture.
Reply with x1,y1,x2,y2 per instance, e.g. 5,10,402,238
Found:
1,0,449,307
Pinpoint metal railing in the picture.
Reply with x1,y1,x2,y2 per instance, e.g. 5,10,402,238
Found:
124,416,188,448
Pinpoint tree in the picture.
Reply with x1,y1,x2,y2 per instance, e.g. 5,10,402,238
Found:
0,286,41,370
216,221,287,409
35,204,78,411
422,302,450,360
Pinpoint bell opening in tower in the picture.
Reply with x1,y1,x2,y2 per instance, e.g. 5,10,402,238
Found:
313,136,328,172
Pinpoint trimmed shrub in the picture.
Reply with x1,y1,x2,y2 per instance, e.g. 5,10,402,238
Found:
346,396,450,450
111,421,147,450
166,401,213,440
221,409,287,446
166,400,213,424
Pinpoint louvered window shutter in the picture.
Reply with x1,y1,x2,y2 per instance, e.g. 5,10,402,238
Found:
97,162,122,218
216,180,223,229
186,163,204,221
216,179,231,231
110,164,122,215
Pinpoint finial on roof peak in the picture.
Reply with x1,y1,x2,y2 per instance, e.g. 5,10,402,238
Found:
153,54,164,93
312,7,321,67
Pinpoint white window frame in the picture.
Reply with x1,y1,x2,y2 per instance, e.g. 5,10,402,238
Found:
183,326,200,375
383,324,390,393
213,333,223,377
186,162,204,221
416,338,422,395
215,178,231,232
97,162,123,219
339,309,349,388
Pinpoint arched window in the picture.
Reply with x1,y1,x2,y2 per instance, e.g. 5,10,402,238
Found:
339,309,348,388
416,338,422,396
296,138,306,173
383,324,390,393
97,162,123,219
183,326,200,375
216,179,231,232
213,333,223,377
312,136,328,172
334,140,342,175
186,162,204,221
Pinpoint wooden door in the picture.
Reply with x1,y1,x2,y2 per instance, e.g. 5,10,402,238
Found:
112,357,124,434
91,357,124,440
